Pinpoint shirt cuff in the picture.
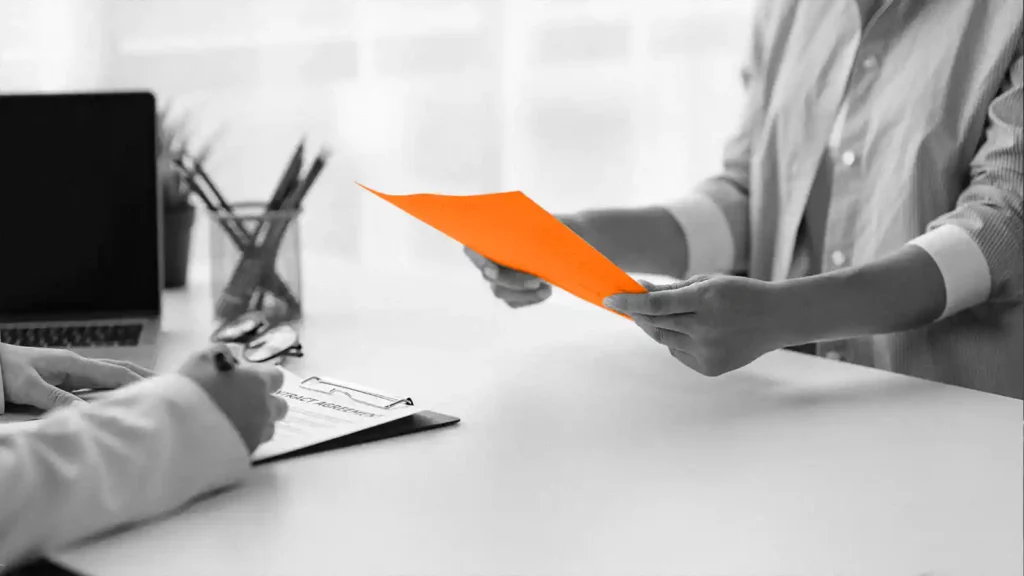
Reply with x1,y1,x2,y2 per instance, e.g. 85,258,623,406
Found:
663,192,736,276
909,225,992,319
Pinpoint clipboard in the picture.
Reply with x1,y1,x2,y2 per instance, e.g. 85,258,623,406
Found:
251,369,460,464
297,376,416,409
254,410,460,466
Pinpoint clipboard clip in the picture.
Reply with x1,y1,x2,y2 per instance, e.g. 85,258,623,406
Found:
299,376,414,410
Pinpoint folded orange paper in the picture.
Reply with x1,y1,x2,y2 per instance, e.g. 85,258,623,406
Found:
359,183,646,316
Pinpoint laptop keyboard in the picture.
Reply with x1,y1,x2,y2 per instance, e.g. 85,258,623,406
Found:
0,324,144,348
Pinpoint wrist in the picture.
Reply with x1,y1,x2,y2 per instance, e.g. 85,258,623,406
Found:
772,245,946,346
771,275,841,347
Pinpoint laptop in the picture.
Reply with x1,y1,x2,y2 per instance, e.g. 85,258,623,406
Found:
0,92,161,369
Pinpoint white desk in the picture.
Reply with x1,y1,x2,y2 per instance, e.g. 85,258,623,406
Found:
54,256,1023,576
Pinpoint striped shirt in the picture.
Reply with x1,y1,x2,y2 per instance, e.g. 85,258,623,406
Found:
666,0,1023,398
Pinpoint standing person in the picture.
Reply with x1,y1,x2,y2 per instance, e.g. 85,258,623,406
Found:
467,0,1023,398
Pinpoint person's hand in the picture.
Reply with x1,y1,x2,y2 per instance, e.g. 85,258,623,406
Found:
604,275,791,376
464,247,553,308
178,345,287,453
0,343,154,411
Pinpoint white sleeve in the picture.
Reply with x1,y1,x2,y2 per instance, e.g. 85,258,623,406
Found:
0,375,251,567
909,224,993,319
662,179,750,276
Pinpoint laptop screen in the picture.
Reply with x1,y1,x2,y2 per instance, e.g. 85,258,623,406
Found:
0,92,161,321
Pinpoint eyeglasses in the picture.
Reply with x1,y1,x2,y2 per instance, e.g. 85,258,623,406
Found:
211,311,303,363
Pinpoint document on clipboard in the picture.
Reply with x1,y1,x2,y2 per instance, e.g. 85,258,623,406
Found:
253,369,456,463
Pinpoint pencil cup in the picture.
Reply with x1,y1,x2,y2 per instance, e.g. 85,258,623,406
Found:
209,202,303,324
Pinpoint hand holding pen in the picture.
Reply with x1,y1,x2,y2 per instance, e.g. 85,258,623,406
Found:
177,346,287,454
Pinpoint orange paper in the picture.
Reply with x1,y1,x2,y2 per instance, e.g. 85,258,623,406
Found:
359,183,646,315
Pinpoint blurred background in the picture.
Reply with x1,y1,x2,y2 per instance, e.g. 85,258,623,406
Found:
0,0,754,274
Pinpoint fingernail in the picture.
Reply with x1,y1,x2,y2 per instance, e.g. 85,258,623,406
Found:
524,278,541,289
483,266,498,280
604,295,623,309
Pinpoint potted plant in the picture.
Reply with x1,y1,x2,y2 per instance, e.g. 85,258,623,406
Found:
157,107,215,288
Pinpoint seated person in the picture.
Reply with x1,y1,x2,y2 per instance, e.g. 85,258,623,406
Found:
0,343,287,568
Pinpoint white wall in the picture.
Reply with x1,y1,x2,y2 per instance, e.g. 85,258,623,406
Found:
0,0,755,272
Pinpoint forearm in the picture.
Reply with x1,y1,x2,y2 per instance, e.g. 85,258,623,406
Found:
560,207,689,278
778,244,946,346
0,376,249,567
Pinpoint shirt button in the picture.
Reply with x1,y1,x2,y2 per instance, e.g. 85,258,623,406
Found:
862,55,879,70
840,150,857,166
825,350,843,361
830,250,847,267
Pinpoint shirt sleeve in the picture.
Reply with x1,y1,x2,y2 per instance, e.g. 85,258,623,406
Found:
0,374,251,568
663,180,749,275
660,1,771,276
912,51,1023,317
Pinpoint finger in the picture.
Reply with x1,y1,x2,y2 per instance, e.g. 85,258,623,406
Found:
633,313,698,335
55,354,149,391
17,373,87,411
97,359,156,379
260,423,277,444
604,285,700,316
264,367,285,394
269,396,289,422
492,284,551,307
463,246,490,270
466,247,544,291
669,348,704,373
636,276,703,292
636,324,695,351
487,266,544,291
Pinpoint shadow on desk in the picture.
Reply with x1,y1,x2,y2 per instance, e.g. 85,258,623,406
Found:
525,339,946,424
4,559,77,576
666,367,946,428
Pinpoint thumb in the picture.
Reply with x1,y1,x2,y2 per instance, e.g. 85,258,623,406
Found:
20,373,87,411
637,279,678,292
638,275,709,293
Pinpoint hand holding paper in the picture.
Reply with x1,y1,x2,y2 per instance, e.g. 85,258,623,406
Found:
464,246,554,309
359,183,646,315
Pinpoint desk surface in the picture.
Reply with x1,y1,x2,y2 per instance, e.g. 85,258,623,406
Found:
54,257,1023,576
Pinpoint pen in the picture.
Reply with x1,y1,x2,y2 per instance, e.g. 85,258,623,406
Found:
283,149,330,210
190,157,231,212
268,141,305,211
